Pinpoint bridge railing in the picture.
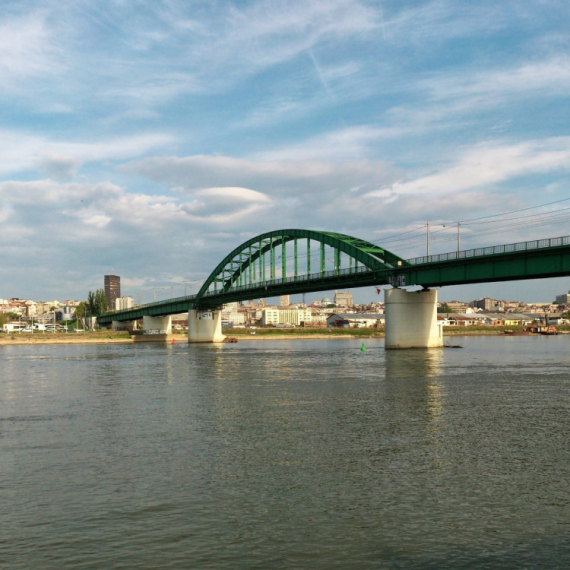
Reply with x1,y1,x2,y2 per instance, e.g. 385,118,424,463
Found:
100,293,199,317
406,235,570,266
101,264,376,317
201,264,374,296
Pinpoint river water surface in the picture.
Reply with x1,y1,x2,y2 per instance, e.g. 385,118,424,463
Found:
1,336,569,569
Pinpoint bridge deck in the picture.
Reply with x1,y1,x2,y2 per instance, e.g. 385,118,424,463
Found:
98,234,570,324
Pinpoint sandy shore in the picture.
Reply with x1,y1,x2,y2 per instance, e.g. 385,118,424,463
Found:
0,333,188,346
234,334,383,340
1,330,567,346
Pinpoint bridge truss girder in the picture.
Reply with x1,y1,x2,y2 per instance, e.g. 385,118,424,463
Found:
196,229,408,302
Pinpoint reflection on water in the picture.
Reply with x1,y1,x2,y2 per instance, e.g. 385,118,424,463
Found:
385,348,444,425
0,337,569,569
385,347,443,379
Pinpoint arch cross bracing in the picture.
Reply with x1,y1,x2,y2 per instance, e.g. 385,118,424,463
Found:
197,229,409,300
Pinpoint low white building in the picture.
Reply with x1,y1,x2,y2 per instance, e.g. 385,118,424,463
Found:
261,308,312,326
221,311,246,325
262,308,280,326
115,296,135,310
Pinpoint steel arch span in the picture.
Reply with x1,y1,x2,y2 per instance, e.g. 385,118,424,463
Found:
196,229,409,301
95,231,570,325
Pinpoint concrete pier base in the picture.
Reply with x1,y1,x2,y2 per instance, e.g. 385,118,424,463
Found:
385,288,443,349
142,315,172,334
188,309,225,343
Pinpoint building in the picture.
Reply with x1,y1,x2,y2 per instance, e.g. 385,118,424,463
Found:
555,291,570,304
104,274,121,309
261,308,312,326
221,311,246,325
474,297,494,311
327,313,385,328
280,295,290,307
261,308,280,326
445,301,469,313
115,296,134,310
334,291,353,307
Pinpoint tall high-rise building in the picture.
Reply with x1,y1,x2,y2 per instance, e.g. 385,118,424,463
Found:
104,274,121,309
280,295,290,307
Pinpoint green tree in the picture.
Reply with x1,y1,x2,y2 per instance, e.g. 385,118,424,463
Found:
0,313,19,328
86,289,109,315
87,291,97,315
74,302,86,319
438,303,453,313
96,289,108,314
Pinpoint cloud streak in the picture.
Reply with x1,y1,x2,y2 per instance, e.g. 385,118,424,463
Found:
368,137,570,198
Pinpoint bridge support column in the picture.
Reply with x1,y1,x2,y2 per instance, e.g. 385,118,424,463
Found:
188,309,225,343
142,315,172,334
385,288,443,349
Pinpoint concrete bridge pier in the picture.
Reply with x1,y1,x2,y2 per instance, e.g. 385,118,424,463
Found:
188,309,225,343
385,288,443,349
142,315,172,334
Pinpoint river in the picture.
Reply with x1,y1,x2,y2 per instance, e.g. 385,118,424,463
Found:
1,336,569,569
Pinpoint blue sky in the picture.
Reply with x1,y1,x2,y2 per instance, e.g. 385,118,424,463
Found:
1,0,570,304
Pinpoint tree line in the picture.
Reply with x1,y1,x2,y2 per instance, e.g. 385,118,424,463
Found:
74,289,109,318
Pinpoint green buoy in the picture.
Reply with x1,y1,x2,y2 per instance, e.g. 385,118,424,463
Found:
361,342,366,352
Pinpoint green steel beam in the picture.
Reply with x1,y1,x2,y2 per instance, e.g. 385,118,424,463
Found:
197,229,408,299
100,234,570,322
282,235,286,281
249,246,252,285
294,238,298,279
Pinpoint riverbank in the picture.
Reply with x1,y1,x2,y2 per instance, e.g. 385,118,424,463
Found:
0,331,132,346
230,325,570,339
1,326,568,345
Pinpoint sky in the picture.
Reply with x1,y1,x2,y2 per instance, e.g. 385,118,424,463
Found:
1,0,570,304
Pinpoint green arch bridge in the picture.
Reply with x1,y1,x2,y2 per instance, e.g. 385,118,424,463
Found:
97,230,570,347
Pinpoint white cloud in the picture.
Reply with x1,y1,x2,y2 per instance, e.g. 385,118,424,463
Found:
416,56,570,120
196,187,272,203
120,152,401,201
0,12,63,87
38,154,82,181
81,213,112,228
368,137,570,198
252,125,411,161
0,130,174,176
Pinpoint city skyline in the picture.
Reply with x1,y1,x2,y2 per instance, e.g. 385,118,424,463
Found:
1,1,570,302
